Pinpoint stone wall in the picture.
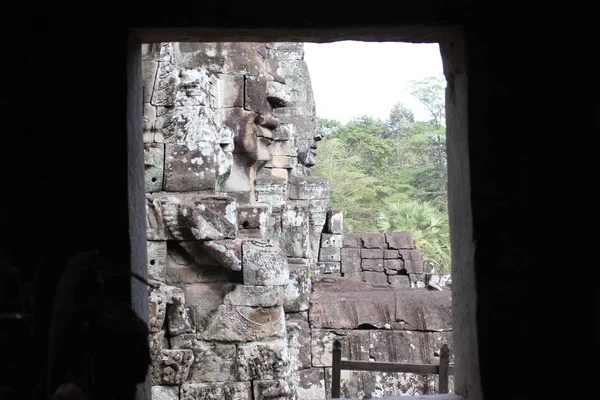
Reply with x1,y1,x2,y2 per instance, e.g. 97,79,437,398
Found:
314,210,451,290
143,41,328,400
143,41,451,400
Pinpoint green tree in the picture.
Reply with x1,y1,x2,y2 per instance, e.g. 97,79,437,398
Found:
406,75,446,126
311,137,380,232
376,200,450,274
383,103,415,140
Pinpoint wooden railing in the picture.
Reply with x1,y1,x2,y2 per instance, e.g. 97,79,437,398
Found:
331,339,453,399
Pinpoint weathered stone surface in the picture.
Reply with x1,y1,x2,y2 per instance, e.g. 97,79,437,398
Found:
318,246,340,262
266,212,282,240
151,62,178,106
386,232,415,249
237,340,289,380
197,239,242,271
198,305,285,342
320,233,342,248
143,103,156,131
173,42,264,74
342,233,363,248
297,368,326,400
148,284,167,333
142,60,159,103
268,140,297,157
409,273,426,288
384,259,405,272
252,379,294,400
340,248,360,258
361,248,383,259
284,265,311,312
144,145,165,192
309,277,395,330
149,330,165,358
340,248,361,274
288,175,330,200
146,193,237,240
281,202,310,258
319,329,454,398
180,381,252,400
309,211,327,228
172,242,219,269
309,226,323,262
361,233,386,249
287,258,310,267
216,74,244,108
264,155,298,169
361,259,384,272
223,284,284,307
266,81,291,108
344,272,363,282
142,43,172,62
309,199,329,215
166,242,228,284
219,107,256,152
362,271,389,285
266,43,305,60
269,167,288,179
164,142,218,191
254,177,287,211
313,329,452,367
173,68,218,107
147,241,167,282
244,75,272,115
426,273,451,286
178,281,224,330
151,386,179,400
384,249,401,259
242,239,289,286
314,262,340,275
286,313,311,370
167,286,195,335
404,259,424,274
171,334,238,382
325,210,344,234
398,249,423,261
155,105,218,144
395,289,452,331
220,152,255,193
388,274,411,288
151,349,194,385
278,60,313,108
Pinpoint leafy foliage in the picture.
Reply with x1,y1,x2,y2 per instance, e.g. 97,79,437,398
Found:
376,200,451,273
312,75,451,269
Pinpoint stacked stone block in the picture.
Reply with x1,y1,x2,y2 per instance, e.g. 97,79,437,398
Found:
339,232,425,287
143,41,330,400
142,41,450,400
314,210,344,275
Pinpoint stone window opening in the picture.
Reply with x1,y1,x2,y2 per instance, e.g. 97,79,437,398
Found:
130,26,471,400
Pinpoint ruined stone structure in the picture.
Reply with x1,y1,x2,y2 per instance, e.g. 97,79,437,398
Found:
142,42,452,399
3,5,582,400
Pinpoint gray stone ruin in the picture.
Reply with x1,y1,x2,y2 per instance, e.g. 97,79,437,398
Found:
143,42,452,400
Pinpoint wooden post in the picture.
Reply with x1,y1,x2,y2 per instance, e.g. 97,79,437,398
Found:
438,344,450,394
331,339,342,398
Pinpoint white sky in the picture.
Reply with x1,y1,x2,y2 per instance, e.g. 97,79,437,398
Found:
303,41,444,124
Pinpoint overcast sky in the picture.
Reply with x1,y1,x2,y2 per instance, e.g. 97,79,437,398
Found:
303,41,444,124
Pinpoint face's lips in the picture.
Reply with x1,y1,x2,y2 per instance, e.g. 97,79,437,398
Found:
254,114,279,130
